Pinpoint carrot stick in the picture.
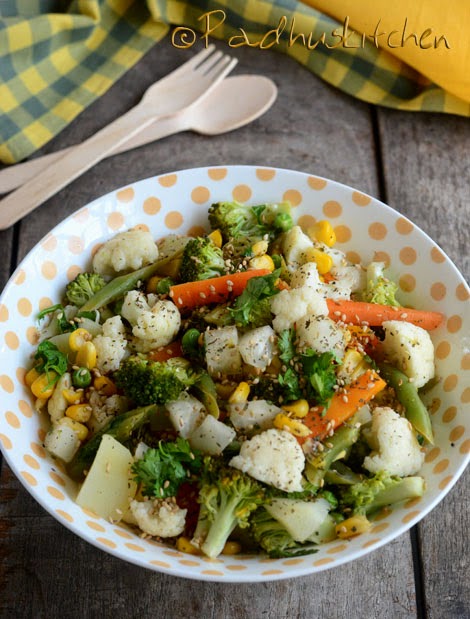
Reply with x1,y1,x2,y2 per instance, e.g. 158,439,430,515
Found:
147,341,183,362
327,299,444,330
169,269,270,312
299,369,386,443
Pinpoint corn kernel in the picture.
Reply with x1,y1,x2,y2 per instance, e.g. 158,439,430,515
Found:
207,229,223,248
273,413,311,437
249,254,275,272
335,515,371,539
307,220,336,247
69,328,91,352
282,399,309,418
176,537,201,555
93,376,117,396
222,541,242,555
58,416,89,441
25,366,41,387
66,403,92,423
75,341,97,369
228,382,250,403
251,240,269,256
62,388,82,405
304,247,333,275
30,372,56,399
146,275,164,294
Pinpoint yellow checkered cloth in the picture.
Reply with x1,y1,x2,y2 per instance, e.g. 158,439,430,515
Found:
1,0,468,165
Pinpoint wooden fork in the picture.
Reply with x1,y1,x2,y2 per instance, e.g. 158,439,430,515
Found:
0,46,237,229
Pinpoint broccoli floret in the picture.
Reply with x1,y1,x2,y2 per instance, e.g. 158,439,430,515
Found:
114,355,196,406
179,237,225,282
209,201,294,243
192,457,265,558
250,507,318,558
362,262,400,307
339,470,425,516
65,272,106,307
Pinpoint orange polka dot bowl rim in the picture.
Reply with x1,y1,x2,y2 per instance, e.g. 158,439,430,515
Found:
0,166,468,582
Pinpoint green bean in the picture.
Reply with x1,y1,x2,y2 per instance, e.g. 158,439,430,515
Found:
305,424,360,486
67,404,157,480
191,372,219,418
378,363,434,444
324,461,364,486
81,250,184,312
181,328,201,355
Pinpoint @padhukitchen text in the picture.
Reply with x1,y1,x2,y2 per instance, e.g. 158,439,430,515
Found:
172,11,451,51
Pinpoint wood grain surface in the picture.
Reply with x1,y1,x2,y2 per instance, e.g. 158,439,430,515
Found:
0,42,468,619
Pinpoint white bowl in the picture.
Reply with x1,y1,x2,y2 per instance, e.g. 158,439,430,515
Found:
0,166,468,582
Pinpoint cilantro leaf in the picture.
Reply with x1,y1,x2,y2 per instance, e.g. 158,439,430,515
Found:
37,304,63,321
278,367,302,402
34,340,68,387
300,350,339,408
132,438,202,498
37,304,77,333
229,270,280,327
278,328,297,364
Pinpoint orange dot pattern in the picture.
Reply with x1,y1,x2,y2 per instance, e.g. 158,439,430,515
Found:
233,184,252,203
208,168,227,180
256,168,275,181
323,200,342,218
308,176,327,190
283,189,302,207
116,187,134,203
191,186,210,204
143,197,161,215
352,191,371,206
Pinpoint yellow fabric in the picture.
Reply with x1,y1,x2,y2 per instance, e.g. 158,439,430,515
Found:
307,0,470,103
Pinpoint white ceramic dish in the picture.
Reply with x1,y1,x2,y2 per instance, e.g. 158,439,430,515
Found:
0,166,468,582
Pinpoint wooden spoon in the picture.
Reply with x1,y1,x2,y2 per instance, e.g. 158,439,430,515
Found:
0,75,277,195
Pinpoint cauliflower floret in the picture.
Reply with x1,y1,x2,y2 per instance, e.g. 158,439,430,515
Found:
363,407,425,477
229,429,305,492
290,262,322,289
296,315,347,359
290,262,360,301
93,315,128,373
330,264,365,293
282,226,313,267
121,290,181,352
381,320,435,388
270,287,328,333
88,390,129,433
92,229,158,276
130,499,187,538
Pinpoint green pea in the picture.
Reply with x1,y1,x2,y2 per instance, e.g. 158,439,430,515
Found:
72,367,92,388
156,277,174,295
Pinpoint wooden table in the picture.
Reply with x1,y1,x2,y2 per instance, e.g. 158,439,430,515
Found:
0,42,468,619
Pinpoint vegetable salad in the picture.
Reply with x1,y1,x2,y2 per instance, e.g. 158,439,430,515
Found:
26,200,444,559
